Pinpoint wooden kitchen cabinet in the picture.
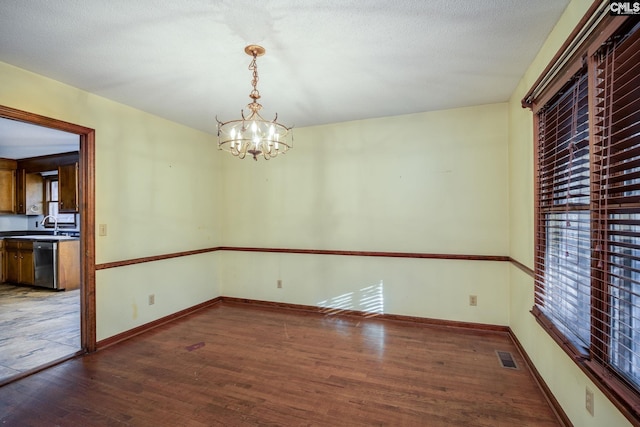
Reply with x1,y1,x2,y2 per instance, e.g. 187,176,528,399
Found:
0,240,4,284
15,169,44,215
14,168,24,214
58,239,80,290
0,158,17,214
58,162,78,213
20,245,34,285
3,238,78,290
4,242,19,283
5,240,34,285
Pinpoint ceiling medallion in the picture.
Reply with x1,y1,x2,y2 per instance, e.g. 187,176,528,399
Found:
216,45,293,161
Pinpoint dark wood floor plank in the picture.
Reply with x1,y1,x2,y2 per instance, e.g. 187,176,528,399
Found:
0,303,561,426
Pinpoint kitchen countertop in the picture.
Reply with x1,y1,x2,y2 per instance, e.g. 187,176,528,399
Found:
3,235,78,241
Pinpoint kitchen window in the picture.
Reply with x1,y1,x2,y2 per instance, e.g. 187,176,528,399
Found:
525,10,640,421
44,177,76,227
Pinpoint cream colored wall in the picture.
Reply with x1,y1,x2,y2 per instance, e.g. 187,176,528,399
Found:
220,251,509,324
0,61,223,340
96,253,219,339
508,0,631,425
220,104,511,324
221,105,509,254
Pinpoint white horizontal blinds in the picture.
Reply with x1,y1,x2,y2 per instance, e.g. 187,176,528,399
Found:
535,68,591,351
592,21,640,390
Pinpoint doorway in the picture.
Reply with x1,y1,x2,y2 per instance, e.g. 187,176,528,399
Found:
0,105,95,385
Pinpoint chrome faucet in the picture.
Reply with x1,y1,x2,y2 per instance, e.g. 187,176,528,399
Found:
41,215,59,235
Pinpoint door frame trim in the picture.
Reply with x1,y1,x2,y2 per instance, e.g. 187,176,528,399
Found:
0,105,96,352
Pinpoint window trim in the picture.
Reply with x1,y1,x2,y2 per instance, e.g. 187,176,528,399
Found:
526,10,640,424
521,0,623,109
43,175,76,228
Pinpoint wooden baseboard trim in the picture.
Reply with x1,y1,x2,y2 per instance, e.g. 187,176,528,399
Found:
96,295,510,352
221,297,510,333
508,327,573,427
96,297,223,350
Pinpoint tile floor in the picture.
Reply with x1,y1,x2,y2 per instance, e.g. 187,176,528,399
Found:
0,283,80,382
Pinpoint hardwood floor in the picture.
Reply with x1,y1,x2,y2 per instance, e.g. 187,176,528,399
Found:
0,284,80,383
0,302,561,426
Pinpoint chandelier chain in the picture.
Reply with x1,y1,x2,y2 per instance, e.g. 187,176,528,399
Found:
249,54,260,101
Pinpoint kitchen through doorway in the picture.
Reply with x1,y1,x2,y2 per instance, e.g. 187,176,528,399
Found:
0,106,96,386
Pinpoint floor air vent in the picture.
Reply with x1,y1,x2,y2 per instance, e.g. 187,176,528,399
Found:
496,350,518,369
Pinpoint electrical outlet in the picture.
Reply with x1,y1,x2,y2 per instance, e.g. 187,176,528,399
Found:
277,280,282,289
99,224,107,236
469,295,477,306
148,294,155,306
585,387,594,416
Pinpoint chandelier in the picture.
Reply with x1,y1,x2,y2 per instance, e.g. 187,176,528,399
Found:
216,45,293,161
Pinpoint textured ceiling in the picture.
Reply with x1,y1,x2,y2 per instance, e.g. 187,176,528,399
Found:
0,0,569,149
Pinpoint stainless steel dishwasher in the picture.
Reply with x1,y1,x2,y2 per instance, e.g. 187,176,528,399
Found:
33,241,58,289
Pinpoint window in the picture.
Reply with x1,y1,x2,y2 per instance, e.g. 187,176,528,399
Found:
591,22,640,389
529,14,640,419
535,68,591,351
44,177,76,227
